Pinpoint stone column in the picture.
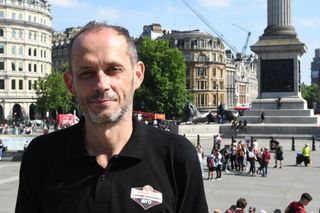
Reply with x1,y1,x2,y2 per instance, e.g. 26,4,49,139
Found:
268,0,291,26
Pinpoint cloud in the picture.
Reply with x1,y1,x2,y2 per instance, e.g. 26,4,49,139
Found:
96,7,121,20
50,0,88,8
296,17,320,29
199,0,231,8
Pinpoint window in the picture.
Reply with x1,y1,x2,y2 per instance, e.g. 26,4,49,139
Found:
18,62,23,71
28,63,31,72
197,94,207,107
198,55,206,62
28,15,31,22
19,80,23,90
19,13,23,20
11,79,16,90
12,45,16,55
34,32,37,41
34,49,37,56
12,12,16,19
0,44,4,53
213,68,216,77
28,80,32,90
19,30,23,39
28,48,32,56
197,68,206,77
34,64,37,72
29,32,32,40
0,79,4,90
197,81,207,90
44,50,46,58
11,62,16,71
0,29,3,37
33,16,36,22
12,29,16,38
220,69,223,78
19,46,23,55
34,80,38,90
0,61,4,70
0,11,4,18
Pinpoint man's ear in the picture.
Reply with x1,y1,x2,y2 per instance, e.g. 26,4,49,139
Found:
63,71,76,96
133,61,145,90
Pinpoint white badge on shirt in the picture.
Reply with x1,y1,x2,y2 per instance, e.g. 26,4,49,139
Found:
130,185,163,210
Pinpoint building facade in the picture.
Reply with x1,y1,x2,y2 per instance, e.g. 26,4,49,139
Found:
161,29,226,113
311,48,320,87
52,26,81,71
0,0,52,122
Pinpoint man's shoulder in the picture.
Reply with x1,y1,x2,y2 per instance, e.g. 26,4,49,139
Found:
26,124,81,156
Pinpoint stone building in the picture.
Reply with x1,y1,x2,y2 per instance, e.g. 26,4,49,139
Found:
311,48,320,87
52,26,81,71
161,29,226,113
0,0,52,122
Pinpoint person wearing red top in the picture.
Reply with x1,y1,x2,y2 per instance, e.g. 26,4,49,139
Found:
261,147,271,177
284,193,312,213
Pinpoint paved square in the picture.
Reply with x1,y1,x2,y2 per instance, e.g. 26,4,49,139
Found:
0,138,319,213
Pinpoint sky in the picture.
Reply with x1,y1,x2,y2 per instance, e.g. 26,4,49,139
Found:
50,0,320,85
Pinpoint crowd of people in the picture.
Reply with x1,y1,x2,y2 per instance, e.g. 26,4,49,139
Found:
210,193,312,213
196,135,275,180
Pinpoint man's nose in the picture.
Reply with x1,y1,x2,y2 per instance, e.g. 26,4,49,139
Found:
95,71,110,91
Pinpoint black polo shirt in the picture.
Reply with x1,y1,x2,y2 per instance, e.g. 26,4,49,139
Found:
15,119,208,213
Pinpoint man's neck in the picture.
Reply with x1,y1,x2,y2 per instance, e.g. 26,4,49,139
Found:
84,116,133,167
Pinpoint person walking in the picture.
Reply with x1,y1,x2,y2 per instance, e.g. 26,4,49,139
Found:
207,151,215,180
0,139,5,160
284,192,312,213
274,143,284,168
196,141,204,177
246,147,256,175
261,147,271,177
15,22,208,213
213,149,222,179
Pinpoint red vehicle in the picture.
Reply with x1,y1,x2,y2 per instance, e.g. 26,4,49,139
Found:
56,114,77,125
133,111,165,122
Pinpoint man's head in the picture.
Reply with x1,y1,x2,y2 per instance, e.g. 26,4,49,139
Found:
300,192,312,206
236,198,247,209
64,21,144,126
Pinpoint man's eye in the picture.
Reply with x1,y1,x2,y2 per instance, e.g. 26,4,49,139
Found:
108,66,122,73
79,71,94,78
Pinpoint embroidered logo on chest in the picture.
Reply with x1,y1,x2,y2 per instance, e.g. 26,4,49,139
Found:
130,185,163,210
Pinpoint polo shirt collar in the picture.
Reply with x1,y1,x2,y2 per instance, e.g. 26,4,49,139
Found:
66,117,147,161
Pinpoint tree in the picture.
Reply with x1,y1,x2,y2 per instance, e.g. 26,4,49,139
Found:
135,37,191,118
36,71,78,118
301,83,320,108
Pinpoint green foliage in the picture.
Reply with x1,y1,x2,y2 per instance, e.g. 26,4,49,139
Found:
36,71,77,116
301,83,320,108
135,37,191,118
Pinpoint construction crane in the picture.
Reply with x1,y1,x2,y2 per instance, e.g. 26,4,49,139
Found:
182,0,238,55
232,23,251,58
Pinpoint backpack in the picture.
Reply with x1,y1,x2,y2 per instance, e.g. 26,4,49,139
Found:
207,155,214,169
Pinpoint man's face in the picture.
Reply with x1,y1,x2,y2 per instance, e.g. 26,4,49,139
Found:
64,28,144,125
301,199,311,206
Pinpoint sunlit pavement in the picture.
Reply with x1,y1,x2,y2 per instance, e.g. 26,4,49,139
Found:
0,138,319,213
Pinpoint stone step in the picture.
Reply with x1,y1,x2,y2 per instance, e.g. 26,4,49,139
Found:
244,109,313,116
220,124,320,138
239,116,319,124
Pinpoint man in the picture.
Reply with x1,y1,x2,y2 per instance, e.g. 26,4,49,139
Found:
274,143,284,169
261,147,271,177
284,192,312,213
302,144,311,166
235,198,247,213
15,22,208,213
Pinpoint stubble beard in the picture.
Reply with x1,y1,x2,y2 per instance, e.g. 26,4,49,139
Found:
79,88,135,127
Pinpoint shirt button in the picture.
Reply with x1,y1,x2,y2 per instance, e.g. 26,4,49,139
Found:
101,174,106,181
